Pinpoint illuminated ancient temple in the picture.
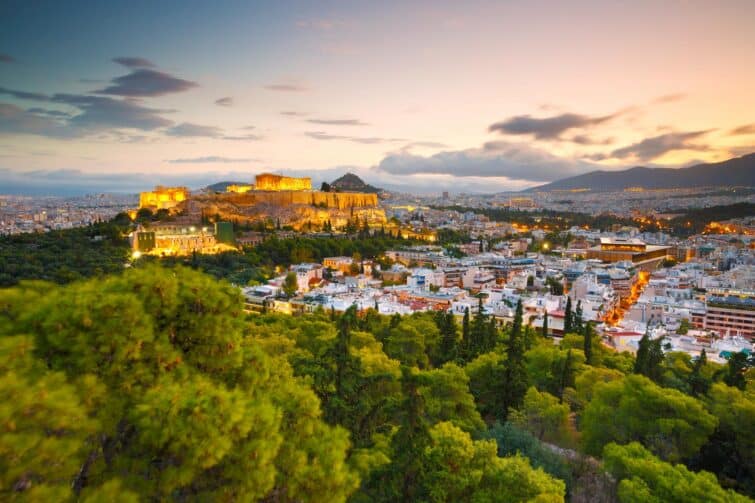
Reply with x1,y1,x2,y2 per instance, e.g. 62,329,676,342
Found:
254,173,312,191
139,186,189,210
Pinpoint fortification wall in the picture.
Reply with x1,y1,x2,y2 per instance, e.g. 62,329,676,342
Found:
255,174,312,191
226,190,378,209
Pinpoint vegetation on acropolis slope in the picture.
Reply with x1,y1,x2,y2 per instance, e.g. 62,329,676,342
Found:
0,264,752,501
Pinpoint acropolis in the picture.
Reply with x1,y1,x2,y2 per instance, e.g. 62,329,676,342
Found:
254,173,312,191
139,186,189,210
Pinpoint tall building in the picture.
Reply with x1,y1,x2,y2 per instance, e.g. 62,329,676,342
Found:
586,237,671,269
703,289,755,339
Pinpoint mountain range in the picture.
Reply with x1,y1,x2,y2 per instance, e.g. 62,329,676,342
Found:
526,153,755,192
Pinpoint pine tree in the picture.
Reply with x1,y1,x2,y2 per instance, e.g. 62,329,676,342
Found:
564,296,573,334
583,321,593,365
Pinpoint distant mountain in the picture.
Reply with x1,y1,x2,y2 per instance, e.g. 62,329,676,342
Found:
205,181,248,192
526,153,755,192
329,173,383,194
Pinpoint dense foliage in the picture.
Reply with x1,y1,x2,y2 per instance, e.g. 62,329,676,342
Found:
0,218,131,287
0,264,753,501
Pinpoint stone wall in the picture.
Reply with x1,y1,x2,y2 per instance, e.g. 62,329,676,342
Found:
225,190,378,209
255,173,312,191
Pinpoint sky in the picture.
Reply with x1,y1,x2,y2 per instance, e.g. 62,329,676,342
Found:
1,0,754,195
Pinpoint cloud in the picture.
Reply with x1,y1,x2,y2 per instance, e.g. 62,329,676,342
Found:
730,123,755,135
0,167,258,195
568,134,614,146
0,86,51,101
402,141,449,150
27,107,73,119
112,56,155,69
222,133,262,141
595,130,712,162
1,92,175,137
264,83,309,92
652,93,686,104
0,103,68,137
305,131,405,144
375,141,593,182
0,53,15,63
281,111,308,117
306,118,368,126
489,112,620,140
165,122,223,138
215,96,233,107
53,94,174,132
96,69,198,97
166,156,256,164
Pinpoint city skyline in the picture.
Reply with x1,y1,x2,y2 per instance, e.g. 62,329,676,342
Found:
1,0,754,194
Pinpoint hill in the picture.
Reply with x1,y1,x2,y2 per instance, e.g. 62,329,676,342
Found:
205,181,248,192
527,153,755,192
330,173,382,194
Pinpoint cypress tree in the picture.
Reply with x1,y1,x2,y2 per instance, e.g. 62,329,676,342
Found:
556,349,574,403
461,307,470,359
501,300,528,419
688,349,709,396
437,311,458,364
583,321,593,365
634,332,650,376
564,296,573,334
574,300,583,334
542,311,549,337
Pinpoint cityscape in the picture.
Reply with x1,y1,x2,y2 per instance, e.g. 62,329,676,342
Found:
1,1,754,502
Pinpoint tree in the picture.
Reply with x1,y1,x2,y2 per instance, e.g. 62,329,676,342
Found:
465,352,506,421
603,442,749,503
573,300,583,334
633,333,664,383
321,181,332,192
564,296,573,334
677,318,691,335
583,321,593,365
555,349,575,403
723,352,749,390
687,349,710,397
420,363,485,433
435,311,458,365
0,266,359,501
283,270,298,297
542,311,549,337
581,374,716,462
500,300,529,419
692,383,755,496
509,387,574,446
461,307,470,359
378,366,432,501
422,422,566,502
